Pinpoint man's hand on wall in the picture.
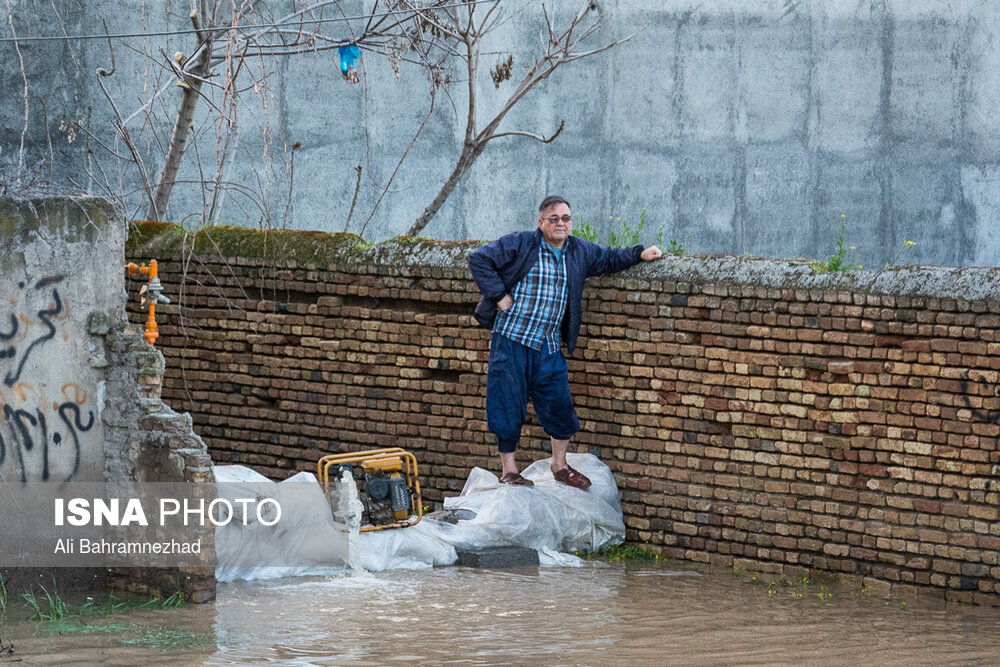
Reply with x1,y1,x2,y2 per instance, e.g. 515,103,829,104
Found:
641,246,663,262
497,294,515,311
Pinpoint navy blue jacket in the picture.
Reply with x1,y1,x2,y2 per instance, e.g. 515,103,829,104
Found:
468,229,644,353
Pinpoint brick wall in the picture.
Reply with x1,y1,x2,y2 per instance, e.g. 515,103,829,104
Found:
127,222,1000,604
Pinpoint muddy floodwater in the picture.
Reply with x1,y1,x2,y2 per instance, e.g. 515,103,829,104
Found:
2,560,998,665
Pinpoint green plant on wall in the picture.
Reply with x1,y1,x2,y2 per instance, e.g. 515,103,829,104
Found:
811,214,918,273
572,212,599,243
654,223,686,256
665,238,685,256
608,209,644,248
885,239,918,269
573,208,686,253
811,215,861,274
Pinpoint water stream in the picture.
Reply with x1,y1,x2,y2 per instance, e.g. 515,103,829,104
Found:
2,561,996,665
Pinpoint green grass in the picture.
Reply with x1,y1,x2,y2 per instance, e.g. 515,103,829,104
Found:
608,209,645,249
80,592,186,617
23,586,70,622
41,622,214,651
736,571,905,608
574,209,674,252
160,592,186,608
20,589,187,623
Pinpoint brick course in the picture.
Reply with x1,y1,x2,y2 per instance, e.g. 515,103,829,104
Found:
128,222,1000,603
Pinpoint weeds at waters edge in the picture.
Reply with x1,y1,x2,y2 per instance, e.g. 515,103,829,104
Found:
79,591,186,617
575,543,664,562
22,586,69,622
735,571,909,609
20,589,187,623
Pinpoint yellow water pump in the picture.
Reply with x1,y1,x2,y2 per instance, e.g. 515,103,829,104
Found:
317,448,423,532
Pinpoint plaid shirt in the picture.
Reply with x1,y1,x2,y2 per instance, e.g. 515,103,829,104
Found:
494,241,568,353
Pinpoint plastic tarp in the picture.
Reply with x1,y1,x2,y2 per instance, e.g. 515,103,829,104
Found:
213,453,625,579
359,452,625,570
213,465,351,582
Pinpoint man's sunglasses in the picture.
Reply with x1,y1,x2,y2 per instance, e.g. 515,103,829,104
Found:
543,215,573,224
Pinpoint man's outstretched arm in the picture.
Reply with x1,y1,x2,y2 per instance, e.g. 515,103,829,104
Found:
583,241,663,277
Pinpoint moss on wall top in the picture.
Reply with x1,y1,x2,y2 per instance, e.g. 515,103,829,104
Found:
127,221,484,269
1,196,117,245
127,221,1000,302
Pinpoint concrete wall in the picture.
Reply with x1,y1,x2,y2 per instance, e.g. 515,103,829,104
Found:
0,198,215,601
4,1,1000,267
0,197,122,482
129,221,1000,603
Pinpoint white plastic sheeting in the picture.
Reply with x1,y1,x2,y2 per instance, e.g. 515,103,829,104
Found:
359,453,625,571
213,452,625,579
213,465,350,582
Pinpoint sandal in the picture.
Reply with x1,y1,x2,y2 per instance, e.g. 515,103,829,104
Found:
499,472,534,486
551,465,591,490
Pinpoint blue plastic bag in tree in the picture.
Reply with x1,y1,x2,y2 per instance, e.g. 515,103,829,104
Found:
339,45,361,75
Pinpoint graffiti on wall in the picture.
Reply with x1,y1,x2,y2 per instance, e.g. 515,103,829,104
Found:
0,276,96,482
957,369,1000,425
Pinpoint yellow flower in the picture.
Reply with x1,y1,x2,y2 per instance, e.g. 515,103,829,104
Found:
905,240,916,246
841,214,846,219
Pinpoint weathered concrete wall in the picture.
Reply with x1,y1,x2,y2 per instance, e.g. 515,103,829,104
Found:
129,220,1000,604
0,197,215,602
4,1,1000,267
0,197,121,483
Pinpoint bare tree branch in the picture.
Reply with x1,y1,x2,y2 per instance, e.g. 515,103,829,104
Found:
488,119,565,143
95,32,159,219
360,87,437,237
406,0,639,236
5,0,29,188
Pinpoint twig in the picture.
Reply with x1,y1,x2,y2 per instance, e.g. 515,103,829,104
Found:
189,119,209,214
489,120,565,143
95,27,159,219
360,88,437,237
38,98,54,178
5,0,29,188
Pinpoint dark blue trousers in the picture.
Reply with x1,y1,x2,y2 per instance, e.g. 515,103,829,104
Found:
486,333,580,453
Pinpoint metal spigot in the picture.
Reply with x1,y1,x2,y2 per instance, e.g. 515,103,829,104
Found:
126,259,169,347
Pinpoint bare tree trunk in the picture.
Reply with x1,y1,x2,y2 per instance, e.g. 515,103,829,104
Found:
406,145,477,236
406,15,479,238
147,11,212,220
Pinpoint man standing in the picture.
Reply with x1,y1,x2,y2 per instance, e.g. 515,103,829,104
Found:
468,196,663,489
